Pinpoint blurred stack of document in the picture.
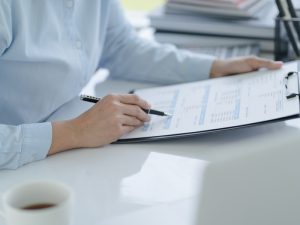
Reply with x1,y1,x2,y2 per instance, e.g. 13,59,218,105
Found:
166,0,269,19
149,0,279,57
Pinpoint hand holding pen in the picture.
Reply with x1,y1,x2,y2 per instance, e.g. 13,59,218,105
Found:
49,93,158,155
63,94,155,148
80,94,172,117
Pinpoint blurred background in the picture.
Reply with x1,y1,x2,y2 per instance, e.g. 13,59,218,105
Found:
121,0,164,12
120,0,300,61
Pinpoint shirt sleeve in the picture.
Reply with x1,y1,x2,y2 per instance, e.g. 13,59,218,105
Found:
0,123,52,170
0,0,12,56
100,0,216,85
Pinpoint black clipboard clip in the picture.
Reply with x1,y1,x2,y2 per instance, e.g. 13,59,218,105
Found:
285,71,300,99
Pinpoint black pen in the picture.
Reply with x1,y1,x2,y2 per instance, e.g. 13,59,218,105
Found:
80,94,172,117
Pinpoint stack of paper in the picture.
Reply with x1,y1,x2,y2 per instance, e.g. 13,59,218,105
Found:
149,0,281,57
166,0,268,19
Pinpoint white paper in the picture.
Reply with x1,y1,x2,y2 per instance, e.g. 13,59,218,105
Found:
121,61,300,140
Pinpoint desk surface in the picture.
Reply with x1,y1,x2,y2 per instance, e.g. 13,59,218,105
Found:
1,79,300,225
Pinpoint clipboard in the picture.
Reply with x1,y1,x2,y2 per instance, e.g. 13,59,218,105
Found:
117,61,300,143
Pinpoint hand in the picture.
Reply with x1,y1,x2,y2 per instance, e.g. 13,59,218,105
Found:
48,94,151,155
210,56,283,78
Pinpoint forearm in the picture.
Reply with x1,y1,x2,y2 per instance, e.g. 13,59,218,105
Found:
100,0,215,84
106,39,215,84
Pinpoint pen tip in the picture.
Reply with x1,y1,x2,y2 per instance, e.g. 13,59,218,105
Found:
164,113,173,117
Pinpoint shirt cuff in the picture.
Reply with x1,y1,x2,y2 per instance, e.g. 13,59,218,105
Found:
182,52,216,82
19,122,52,166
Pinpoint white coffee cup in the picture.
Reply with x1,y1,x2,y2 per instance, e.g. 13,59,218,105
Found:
0,180,74,225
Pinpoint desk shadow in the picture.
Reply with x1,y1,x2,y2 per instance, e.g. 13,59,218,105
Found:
154,120,297,144
121,119,300,161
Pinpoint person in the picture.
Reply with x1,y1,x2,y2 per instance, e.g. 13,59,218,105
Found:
0,0,282,170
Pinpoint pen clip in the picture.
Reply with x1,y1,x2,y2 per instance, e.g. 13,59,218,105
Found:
285,71,300,99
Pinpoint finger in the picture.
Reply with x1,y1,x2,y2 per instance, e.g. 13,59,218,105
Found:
122,104,151,122
249,57,283,70
118,94,151,109
121,115,144,126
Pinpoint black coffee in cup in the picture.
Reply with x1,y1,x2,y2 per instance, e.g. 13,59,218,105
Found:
22,203,56,210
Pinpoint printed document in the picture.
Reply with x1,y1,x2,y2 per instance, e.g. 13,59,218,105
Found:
120,61,300,140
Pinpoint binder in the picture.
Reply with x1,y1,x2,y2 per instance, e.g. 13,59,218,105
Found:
117,61,300,143
285,71,300,99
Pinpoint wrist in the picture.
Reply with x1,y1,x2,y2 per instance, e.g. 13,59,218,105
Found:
210,59,227,78
48,120,81,155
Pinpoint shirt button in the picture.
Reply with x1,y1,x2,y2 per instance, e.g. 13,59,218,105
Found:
76,41,82,49
66,0,74,8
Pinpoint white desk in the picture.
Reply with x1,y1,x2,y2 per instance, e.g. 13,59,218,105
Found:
1,79,300,225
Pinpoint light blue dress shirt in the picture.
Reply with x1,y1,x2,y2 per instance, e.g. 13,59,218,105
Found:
0,0,215,169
